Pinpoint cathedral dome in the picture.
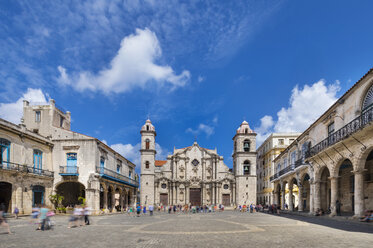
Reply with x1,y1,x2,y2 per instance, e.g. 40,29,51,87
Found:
236,120,253,134
141,119,155,132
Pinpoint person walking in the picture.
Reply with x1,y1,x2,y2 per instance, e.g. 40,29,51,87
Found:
39,205,49,231
136,205,141,217
0,205,11,234
84,205,91,225
13,206,19,219
149,204,154,216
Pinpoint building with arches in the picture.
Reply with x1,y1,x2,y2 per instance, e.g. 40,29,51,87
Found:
0,99,139,215
140,120,257,207
0,118,54,214
271,68,373,217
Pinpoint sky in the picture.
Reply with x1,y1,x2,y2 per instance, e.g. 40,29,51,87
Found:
1,0,373,173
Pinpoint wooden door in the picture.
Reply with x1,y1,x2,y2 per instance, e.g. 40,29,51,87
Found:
222,194,230,206
160,193,168,206
189,188,201,206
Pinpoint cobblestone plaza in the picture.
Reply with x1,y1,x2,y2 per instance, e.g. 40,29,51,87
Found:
1,212,372,248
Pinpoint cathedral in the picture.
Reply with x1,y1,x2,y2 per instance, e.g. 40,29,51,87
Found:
140,119,257,207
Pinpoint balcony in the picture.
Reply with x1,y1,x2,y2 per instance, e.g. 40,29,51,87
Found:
0,161,54,177
96,167,139,187
306,105,373,159
294,158,309,168
59,166,79,176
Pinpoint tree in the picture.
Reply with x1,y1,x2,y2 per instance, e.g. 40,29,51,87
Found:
49,194,64,209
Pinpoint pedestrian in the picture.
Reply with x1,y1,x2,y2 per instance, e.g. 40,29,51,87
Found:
149,204,154,216
13,206,19,219
143,205,147,215
84,205,91,225
336,200,342,216
39,205,49,231
136,205,141,217
0,204,12,234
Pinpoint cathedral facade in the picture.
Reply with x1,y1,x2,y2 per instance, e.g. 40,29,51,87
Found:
140,120,257,207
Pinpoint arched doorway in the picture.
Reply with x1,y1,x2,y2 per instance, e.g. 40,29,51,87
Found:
107,186,113,210
319,167,331,212
284,182,289,209
338,159,354,214
275,184,281,207
32,185,45,206
363,150,373,211
56,182,85,207
0,182,12,212
291,178,299,210
302,174,311,211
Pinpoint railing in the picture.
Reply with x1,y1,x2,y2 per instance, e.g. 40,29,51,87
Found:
294,158,309,168
0,161,54,177
96,167,139,187
306,105,373,158
59,166,79,175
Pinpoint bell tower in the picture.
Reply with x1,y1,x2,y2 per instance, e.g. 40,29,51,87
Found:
140,119,156,206
232,121,257,206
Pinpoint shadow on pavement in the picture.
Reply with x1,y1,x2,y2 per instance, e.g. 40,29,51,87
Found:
265,212,373,234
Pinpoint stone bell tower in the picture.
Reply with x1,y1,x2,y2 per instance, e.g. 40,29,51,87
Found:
232,121,257,206
140,119,156,206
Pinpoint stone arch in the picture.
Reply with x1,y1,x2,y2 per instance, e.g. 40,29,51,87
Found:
360,79,373,111
0,181,12,213
275,183,281,206
318,166,331,212
355,145,373,172
300,173,311,211
56,181,85,207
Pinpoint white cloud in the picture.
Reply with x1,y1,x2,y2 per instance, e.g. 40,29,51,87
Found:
110,142,169,169
0,88,49,124
198,76,205,83
255,79,340,145
186,123,215,137
58,28,190,94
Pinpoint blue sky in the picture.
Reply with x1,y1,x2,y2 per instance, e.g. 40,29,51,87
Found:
1,0,372,172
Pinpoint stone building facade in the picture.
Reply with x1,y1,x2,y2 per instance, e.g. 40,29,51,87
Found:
271,68,373,217
0,99,139,215
0,118,54,214
256,133,300,205
140,120,257,207
22,99,139,214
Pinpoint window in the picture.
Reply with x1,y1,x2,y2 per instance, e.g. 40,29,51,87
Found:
117,165,121,173
145,139,150,150
362,84,373,111
223,184,229,189
278,139,284,145
33,149,43,172
291,151,296,165
60,116,64,127
192,159,199,166
283,159,287,168
129,170,132,178
146,125,149,131
328,122,335,136
66,153,77,173
277,163,281,173
0,138,10,165
35,111,41,122
161,183,167,189
145,161,150,169
243,139,250,152
234,141,237,152
243,160,250,175
100,156,105,173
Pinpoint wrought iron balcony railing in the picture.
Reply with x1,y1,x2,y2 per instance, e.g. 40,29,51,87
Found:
96,167,139,187
59,166,79,175
0,161,54,177
306,105,373,159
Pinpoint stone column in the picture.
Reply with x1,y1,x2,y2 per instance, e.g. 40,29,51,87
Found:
314,180,321,211
186,186,190,204
281,187,286,210
309,181,314,214
173,183,177,205
201,183,204,205
289,185,294,211
154,184,159,206
217,184,221,205
111,191,116,212
212,184,216,205
103,189,108,210
232,183,236,205
15,186,24,214
354,170,365,218
298,186,304,212
329,177,338,216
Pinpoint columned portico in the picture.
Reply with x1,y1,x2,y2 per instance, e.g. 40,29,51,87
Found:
329,176,338,216
353,170,365,217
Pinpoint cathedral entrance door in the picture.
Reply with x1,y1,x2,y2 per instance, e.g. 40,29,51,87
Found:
222,194,230,206
160,193,168,206
189,188,201,206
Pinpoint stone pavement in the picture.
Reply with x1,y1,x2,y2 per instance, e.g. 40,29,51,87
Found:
1,211,372,248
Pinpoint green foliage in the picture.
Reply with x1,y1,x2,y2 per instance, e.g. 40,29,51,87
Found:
78,196,86,205
49,194,64,208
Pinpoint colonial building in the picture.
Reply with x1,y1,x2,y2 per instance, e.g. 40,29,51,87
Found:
21,99,139,214
0,118,54,214
256,133,300,205
140,120,257,207
271,68,373,217
0,99,139,215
